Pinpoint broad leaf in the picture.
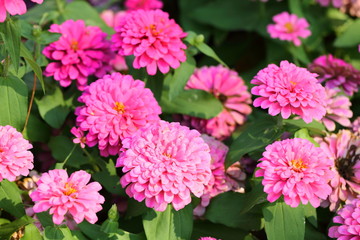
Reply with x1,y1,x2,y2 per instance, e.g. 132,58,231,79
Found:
92,159,123,195
191,220,249,240
0,19,21,73
294,128,319,147
0,216,33,239
43,226,77,240
0,180,26,218
21,223,42,240
334,19,360,47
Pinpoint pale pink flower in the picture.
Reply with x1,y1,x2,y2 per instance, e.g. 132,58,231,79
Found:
267,11,311,46
125,0,163,10
100,10,126,29
198,237,219,240
194,135,246,216
308,54,360,96
0,0,43,22
184,65,252,140
74,72,161,157
316,0,342,7
255,138,334,208
70,127,87,148
321,87,353,131
116,120,212,211
43,20,113,91
30,169,104,225
0,125,33,182
251,60,327,123
328,198,360,239
316,130,360,211
112,9,187,75
352,117,360,135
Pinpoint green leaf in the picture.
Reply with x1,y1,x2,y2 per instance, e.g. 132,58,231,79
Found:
92,159,123,195
63,1,114,35
304,222,326,240
36,211,54,228
0,180,26,218
191,220,249,240
0,216,33,239
304,204,317,228
167,53,196,100
262,201,305,240
21,223,43,240
196,42,227,67
283,119,325,135
143,204,193,240
19,1,57,24
161,89,223,119
35,87,71,129
0,19,21,73
334,19,360,47
43,226,77,240
101,205,119,234
125,199,148,219
0,75,28,131
287,44,310,65
23,114,51,142
288,0,304,17
20,43,45,93
78,221,110,240
225,116,283,168
294,128,319,147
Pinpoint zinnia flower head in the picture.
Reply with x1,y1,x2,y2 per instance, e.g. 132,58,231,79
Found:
70,127,87,148
267,11,311,46
116,120,212,211
74,72,161,157
255,138,334,208
0,0,43,22
30,169,105,225
183,65,252,140
328,198,360,239
321,87,353,131
316,130,360,211
125,0,163,10
112,9,187,75
194,135,246,216
198,237,219,240
43,20,113,91
251,60,327,123
341,0,360,17
0,125,34,182
352,117,360,135
316,0,342,7
308,54,360,96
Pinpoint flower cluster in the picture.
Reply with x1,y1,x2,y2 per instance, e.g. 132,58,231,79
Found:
74,72,161,156
112,9,187,75
0,125,34,182
0,0,43,22
251,60,327,123
183,65,252,140
255,138,334,207
117,121,212,211
267,11,311,46
30,169,104,224
43,20,113,91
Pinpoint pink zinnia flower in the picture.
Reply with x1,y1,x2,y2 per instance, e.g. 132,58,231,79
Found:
316,130,360,211
321,87,353,131
194,135,246,217
100,10,126,29
267,11,311,46
308,54,360,96
316,0,342,7
70,127,87,148
328,198,360,239
116,120,212,211
0,0,43,22
30,169,104,225
352,117,360,135
255,138,334,208
74,72,161,157
183,65,252,140
112,9,187,75
198,237,219,240
125,0,163,10
43,20,113,91
251,60,327,123
0,125,34,182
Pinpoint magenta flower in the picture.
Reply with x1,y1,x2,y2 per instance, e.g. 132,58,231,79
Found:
316,0,342,7
125,0,163,10
184,65,252,140
251,60,327,123
0,0,43,22
74,72,161,157
321,87,353,131
112,9,187,75
194,135,245,216
255,138,334,208
43,20,113,91
316,130,360,211
328,198,360,239
30,169,104,225
0,125,33,182
352,117,360,135
267,11,311,46
116,120,212,211
70,127,87,148
198,237,219,240
308,54,360,96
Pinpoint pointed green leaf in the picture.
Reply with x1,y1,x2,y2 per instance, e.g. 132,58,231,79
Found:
21,223,42,240
0,180,25,218
0,19,21,73
0,215,33,239
196,42,227,67
334,19,360,47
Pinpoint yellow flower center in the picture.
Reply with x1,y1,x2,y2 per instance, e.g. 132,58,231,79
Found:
289,80,297,86
113,102,125,114
163,152,172,158
290,159,307,172
148,24,161,36
70,39,79,50
284,22,294,33
63,183,77,196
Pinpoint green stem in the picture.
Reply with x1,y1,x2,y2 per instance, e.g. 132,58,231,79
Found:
55,0,65,14
55,145,76,169
82,148,100,172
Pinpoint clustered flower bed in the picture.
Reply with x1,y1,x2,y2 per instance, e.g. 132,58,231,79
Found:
0,0,359,239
